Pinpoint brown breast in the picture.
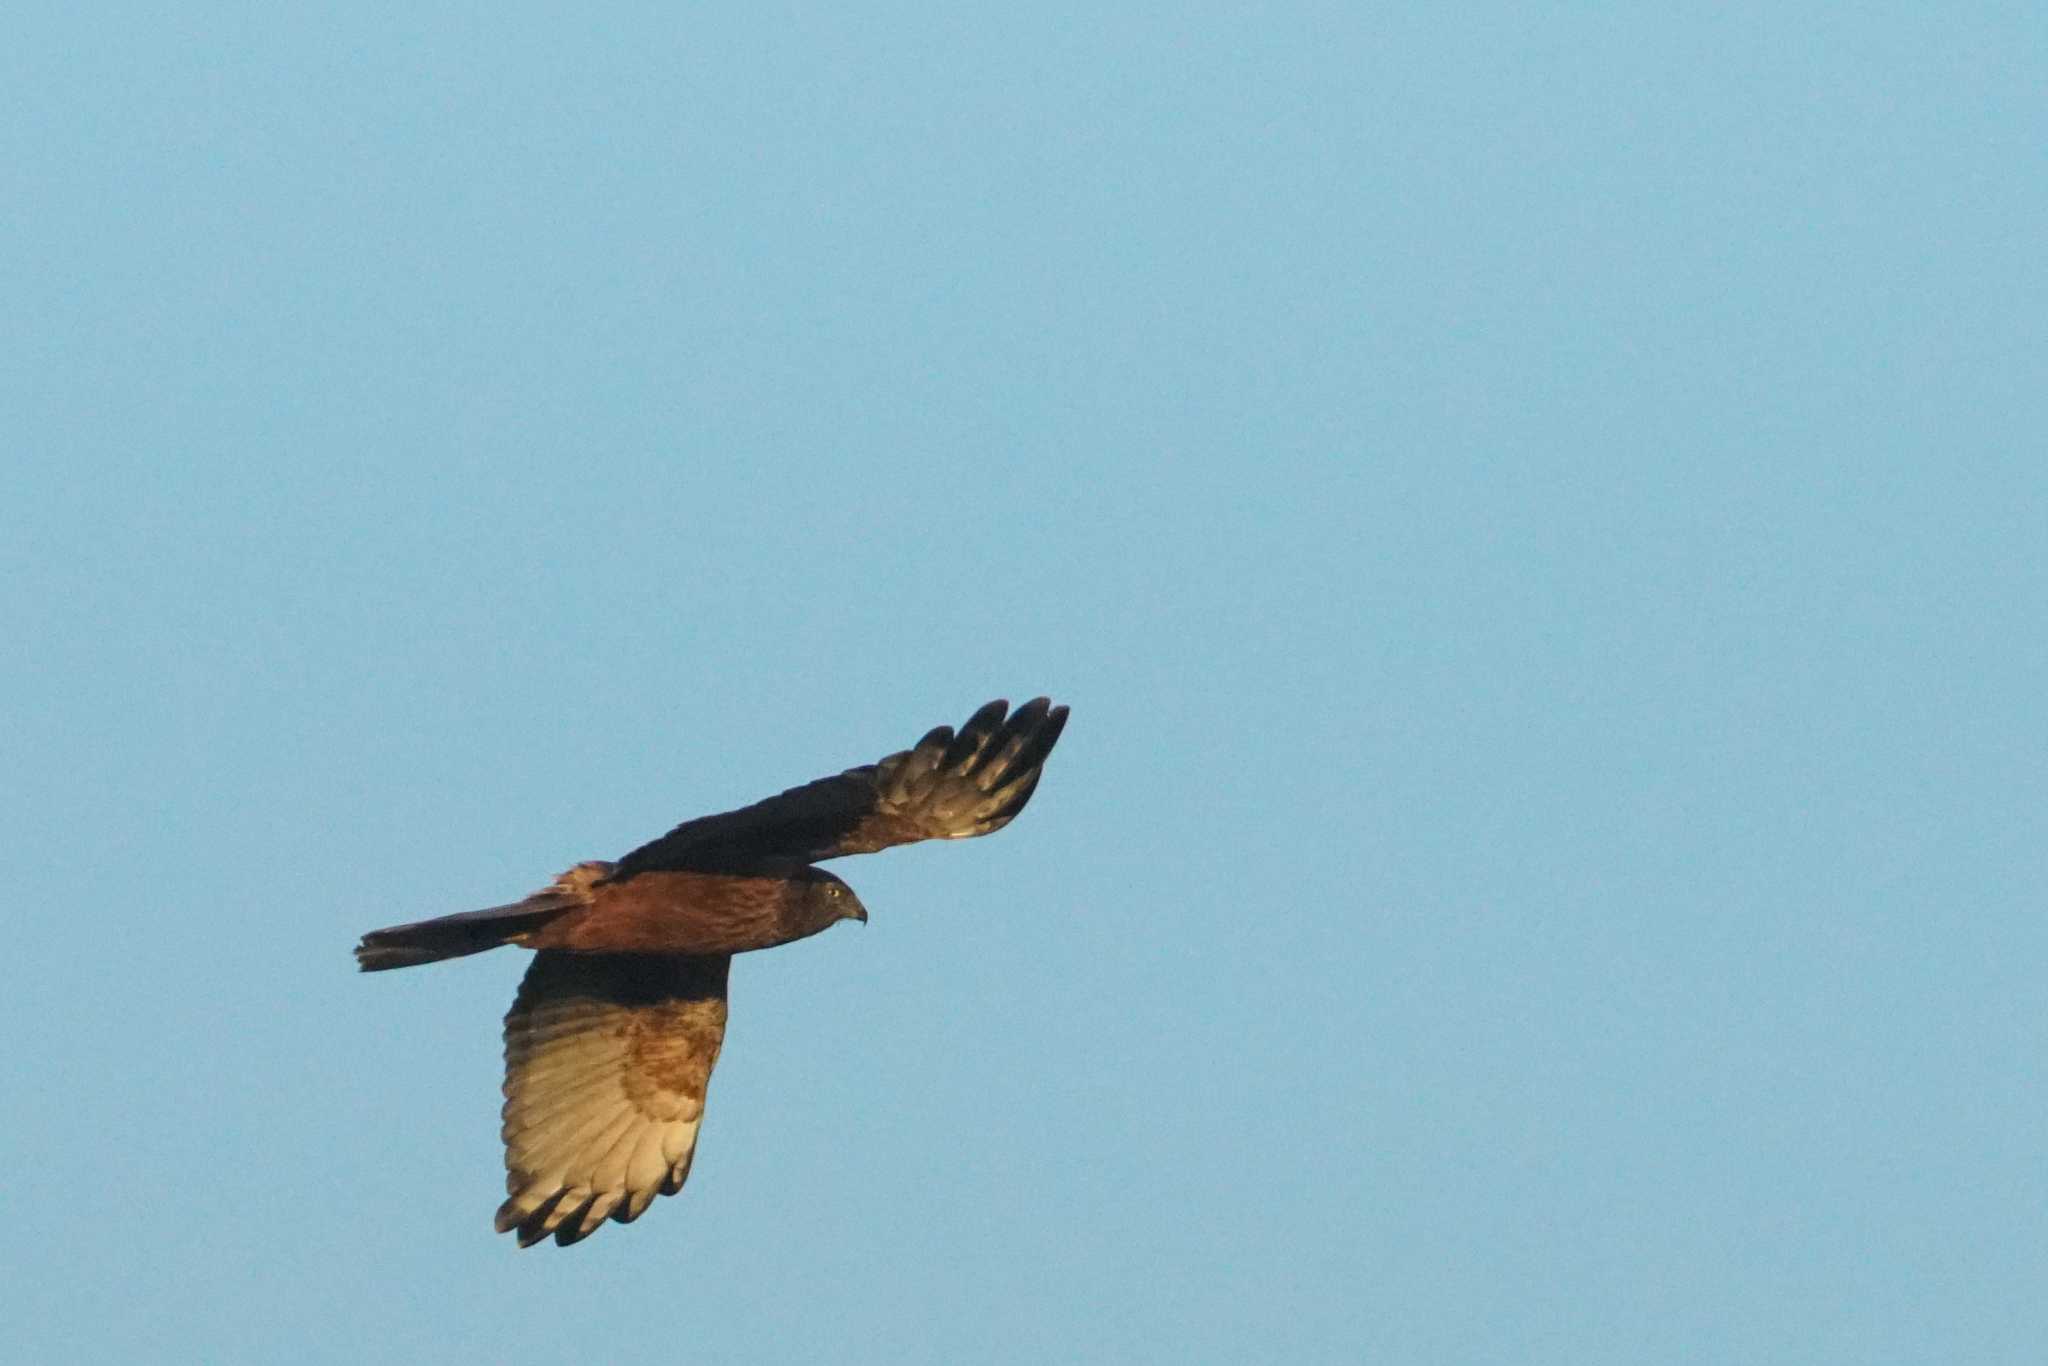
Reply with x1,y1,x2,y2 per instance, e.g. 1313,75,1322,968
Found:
520,870,803,956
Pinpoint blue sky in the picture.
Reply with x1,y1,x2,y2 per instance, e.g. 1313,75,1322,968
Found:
4,5,2043,1362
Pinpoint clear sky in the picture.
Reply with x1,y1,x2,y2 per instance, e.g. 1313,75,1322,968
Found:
4,5,2043,1363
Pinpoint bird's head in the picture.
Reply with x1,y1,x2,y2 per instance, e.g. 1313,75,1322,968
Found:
804,869,869,926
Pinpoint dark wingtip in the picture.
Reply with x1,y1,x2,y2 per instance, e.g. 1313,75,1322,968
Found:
1006,696,1053,732
936,695,1066,834
512,1190,569,1248
994,696,1066,775
548,1195,601,1248
1038,702,1069,748
944,699,1011,768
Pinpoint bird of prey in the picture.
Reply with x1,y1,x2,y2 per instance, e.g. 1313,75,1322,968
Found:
355,697,1068,1249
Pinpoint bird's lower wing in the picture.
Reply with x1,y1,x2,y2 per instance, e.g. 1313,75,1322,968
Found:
496,951,730,1248
614,697,1070,873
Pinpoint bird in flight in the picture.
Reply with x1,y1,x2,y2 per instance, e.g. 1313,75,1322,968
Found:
355,697,1069,1248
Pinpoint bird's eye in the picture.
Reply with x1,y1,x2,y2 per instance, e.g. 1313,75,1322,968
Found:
824,884,841,898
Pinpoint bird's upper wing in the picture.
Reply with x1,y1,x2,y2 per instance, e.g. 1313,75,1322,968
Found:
496,950,729,1249
613,697,1070,875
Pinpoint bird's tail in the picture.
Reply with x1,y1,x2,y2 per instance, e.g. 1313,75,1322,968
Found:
355,893,575,972
356,862,611,972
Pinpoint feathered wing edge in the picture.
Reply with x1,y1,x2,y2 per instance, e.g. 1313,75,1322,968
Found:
495,951,731,1248
863,696,1071,848
613,696,1071,872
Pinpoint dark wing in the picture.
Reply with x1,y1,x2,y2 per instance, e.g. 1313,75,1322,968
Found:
614,697,1069,875
495,951,729,1249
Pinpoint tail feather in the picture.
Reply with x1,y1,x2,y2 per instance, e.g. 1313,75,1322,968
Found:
355,896,572,972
